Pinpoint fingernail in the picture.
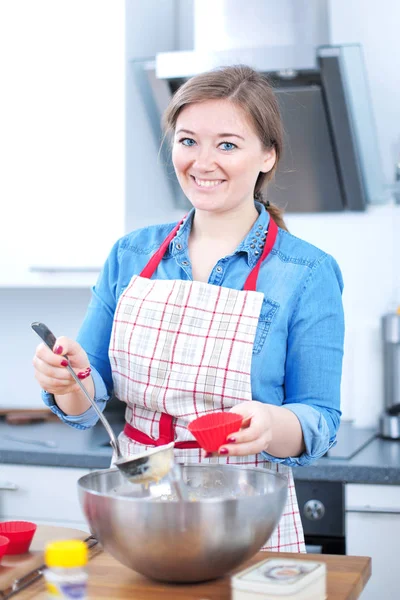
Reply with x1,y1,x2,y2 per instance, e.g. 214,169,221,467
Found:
61,359,68,367
219,448,229,455
78,371,90,379
227,437,236,443
53,345,63,355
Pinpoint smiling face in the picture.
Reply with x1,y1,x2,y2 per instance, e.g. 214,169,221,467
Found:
172,99,276,215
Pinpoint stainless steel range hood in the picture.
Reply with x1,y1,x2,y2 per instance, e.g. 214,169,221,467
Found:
131,44,385,213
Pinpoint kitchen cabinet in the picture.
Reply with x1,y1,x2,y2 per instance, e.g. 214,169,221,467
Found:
345,483,400,599
0,1,125,288
0,464,89,530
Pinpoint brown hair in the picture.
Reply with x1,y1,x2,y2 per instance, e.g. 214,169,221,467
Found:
162,64,287,231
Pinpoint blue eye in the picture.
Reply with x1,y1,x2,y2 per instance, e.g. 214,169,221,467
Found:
220,142,237,151
180,137,196,147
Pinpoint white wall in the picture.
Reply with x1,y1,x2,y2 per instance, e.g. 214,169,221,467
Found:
0,0,125,408
2,0,400,430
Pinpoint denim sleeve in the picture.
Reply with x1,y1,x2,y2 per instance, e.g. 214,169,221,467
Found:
41,366,108,430
262,254,344,467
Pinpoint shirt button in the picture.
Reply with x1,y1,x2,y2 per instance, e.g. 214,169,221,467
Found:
258,224,263,229
255,231,260,237
181,260,189,266
216,266,223,273
250,244,255,249
176,243,183,251
254,250,260,256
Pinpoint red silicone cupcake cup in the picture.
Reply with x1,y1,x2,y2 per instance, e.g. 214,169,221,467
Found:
188,412,243,452
0,521,37,555
0,535,10,561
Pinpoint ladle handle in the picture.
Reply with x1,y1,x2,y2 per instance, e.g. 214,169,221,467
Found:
31,321,122,459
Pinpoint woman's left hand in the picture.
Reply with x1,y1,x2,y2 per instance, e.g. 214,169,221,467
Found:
217,401,273,457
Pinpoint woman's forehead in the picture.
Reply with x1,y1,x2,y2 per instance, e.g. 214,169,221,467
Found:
176,99,255,137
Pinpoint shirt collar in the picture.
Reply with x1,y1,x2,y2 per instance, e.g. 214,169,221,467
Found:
168,202,271,267
235,202,271,267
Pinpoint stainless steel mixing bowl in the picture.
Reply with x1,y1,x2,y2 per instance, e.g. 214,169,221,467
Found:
77,464,288,583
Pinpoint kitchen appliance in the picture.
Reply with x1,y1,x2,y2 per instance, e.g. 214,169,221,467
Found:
379,308,400,439
78,464,288,583
131,43,385,213
295,480,345,555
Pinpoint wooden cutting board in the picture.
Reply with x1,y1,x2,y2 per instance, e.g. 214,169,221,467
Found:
0,525,90,594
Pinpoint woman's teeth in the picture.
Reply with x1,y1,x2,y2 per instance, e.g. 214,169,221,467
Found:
194,178,223,188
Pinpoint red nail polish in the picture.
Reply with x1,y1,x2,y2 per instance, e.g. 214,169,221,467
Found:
227,437,236,443
219,448,229,455
78,371,90,379
54,345,63,355
204,452,212,458
61,359,68,367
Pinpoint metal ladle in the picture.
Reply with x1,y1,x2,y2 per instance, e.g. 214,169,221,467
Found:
31,322,189,499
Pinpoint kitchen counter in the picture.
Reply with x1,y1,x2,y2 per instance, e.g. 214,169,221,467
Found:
0,419,117,469
17,545,371,600
1,418,400,484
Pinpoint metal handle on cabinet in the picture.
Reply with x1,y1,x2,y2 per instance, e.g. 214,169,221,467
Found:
346,507,400,515
0,481,19,490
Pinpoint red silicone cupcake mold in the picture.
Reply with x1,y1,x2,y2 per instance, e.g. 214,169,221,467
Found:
0,521,37,555
188,412,243,452
0,535,10,561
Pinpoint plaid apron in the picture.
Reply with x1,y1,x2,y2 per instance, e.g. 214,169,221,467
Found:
109,217,305,553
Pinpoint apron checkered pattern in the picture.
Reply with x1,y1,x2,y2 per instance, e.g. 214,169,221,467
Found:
109,218,305,553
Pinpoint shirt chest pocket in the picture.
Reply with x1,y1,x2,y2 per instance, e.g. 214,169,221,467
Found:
253,298,279,355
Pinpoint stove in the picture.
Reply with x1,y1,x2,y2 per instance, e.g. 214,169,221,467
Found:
323,421,376,460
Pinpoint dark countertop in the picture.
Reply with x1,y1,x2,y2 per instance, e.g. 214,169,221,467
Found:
1,418,400,484
0,419,117,470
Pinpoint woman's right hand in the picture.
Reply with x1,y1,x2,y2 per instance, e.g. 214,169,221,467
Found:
33,336,91,396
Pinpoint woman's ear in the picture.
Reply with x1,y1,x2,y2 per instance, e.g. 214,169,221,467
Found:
261,146,276,174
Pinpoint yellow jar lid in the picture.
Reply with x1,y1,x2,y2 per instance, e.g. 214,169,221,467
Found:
45,540,88,568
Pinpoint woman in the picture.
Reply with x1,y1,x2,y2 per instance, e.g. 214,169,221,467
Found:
33,65,344,553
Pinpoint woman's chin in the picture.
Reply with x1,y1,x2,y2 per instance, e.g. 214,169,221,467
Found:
185,192,224,212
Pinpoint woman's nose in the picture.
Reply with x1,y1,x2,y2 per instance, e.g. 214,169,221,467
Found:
192,147,216,171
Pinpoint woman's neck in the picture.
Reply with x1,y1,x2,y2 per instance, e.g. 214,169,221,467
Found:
190,201,259,246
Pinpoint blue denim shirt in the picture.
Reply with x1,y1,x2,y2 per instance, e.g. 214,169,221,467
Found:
43,203,344,467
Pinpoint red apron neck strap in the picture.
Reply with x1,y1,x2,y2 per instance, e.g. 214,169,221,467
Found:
243,218,278,291
140,218,185,279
